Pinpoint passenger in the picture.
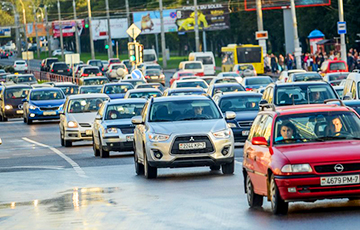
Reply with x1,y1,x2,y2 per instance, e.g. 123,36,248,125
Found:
326,116,345,136
310,91,322,103
275,122,297,142
71,102,81,113
95,99,103,110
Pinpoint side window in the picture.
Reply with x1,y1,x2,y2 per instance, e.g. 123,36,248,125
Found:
262,116,273,142
253,115,269,138
262,88,269,101
351,81,356,99
343,79,352,95
141,102,149,121
248,115,263,141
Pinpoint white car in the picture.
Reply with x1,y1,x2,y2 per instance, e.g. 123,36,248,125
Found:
178,61,204,76
14,60,28,73
217,72,242,83
52,49,74,56
106,64,128,81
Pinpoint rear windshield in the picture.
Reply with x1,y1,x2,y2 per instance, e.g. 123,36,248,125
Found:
184,63,202,69
15,61,26,65
238,65,254,71
293,74,322,82
109,59,120,64
136,84,164,91
89,61,103,67
176,81,208,89
111,65,126,70
196,56,213,65
143,54,156,62
80,86,102,94
104,84,134,94
83,78,109,85
4,87,31,99
47,59,58,66
53,63,68,70
145,70,161,75
329,74,348,82
214,85,245,94
84,68,100,74
30,90,64,100
128,91,162,99
169,90,205,96
57,86,79,95
214,78,238,84
329,62,346,71
15,75,36,83
246,78,273,85
146,65,161,70
179,72,194,77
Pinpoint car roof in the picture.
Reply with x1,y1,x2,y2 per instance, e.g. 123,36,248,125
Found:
127,88,162,93
168,87,205,92
79,85,103,88
67,93,109,99
343,100,360,106
218,92,262,98
214,83,243,87
104,82,132,86
273,81,330,87
30,87,63,92
3,84,32,89
176,79,206,83
263,104,352,116
107,98,147,105
83,76,107,80
153,95,210,102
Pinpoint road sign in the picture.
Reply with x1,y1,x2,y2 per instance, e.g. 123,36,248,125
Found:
256,31,268,40
126,24,141,40
338,22,346,35
22,51,34,60
131,69,143,80
65,53,80,65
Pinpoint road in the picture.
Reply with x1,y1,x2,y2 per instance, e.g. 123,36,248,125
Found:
1,119,360,229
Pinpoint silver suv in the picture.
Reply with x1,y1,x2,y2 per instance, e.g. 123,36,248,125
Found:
132,95,235,179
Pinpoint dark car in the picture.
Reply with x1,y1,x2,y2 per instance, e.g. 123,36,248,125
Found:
13,74,37,85
0,84,31,121
50,62,71,76
87,59,105,73
52,82,79,95
214,92,262,142
41,58,59,72
101,83,134,99
241,76,273,91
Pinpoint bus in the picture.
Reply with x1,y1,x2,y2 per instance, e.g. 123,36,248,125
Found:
221,44,264,74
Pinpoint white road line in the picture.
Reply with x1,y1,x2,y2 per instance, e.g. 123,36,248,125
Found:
0,166,65,170
22,137,87,178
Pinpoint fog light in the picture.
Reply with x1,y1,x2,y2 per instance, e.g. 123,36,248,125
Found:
288,187,296,193
30,113,35,117
153,150,163,159
221,146,230,156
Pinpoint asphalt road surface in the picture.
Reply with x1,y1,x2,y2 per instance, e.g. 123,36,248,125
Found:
1,119,360,229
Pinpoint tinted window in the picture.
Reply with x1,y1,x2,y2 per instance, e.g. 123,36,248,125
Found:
104,84,133,94
83,78,109,85
143,54,156,62
145,70,161,75
246,78,273,85
237,47,261,63
53,64,68,70
68,97,107,113
4,87,31,99
146,65,161,70
30,90,64,100
79,86,102,94
196,56,213,65
105,103,145,120
184,63,202,69
84,68,100,74
219,96,261,112
128,91,162,99
47,59,58,66
214,85,245,94
293,73,322,82
111,65,126,70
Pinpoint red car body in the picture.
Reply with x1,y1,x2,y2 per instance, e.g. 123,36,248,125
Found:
320,60,348,76
170,71,196,86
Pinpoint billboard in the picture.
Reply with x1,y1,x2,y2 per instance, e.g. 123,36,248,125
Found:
133,10,178,34
52,20,84,38
176,3,230,32
245,0,331,11
91,18,128,40
0,27,11,37
26,23,52,37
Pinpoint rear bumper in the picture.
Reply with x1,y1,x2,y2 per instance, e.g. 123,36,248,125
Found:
231,128,250,143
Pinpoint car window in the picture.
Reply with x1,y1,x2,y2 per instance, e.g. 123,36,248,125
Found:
351,81,357,99
79,86,102,94
128,91,161,99
246,78,273,85
145,70,161,75
329,62,346,71
219,96,261,113
67,97,107,113
293,74,322,82
111,65,126,70
214,78,238,84
213,85,245,94
146,65,161,70
143,54,156,62
170,90,205,96
248,115,263,141
238,65,254,71
4,87,31,99
196,56,213,65
57,86,79,95
30,90,64,100
329,74,348,82
15,61,26,65
83,78,109,85
105,103,145,120
89,61,102,67
84,68,100,74
136,84,164,91
53,64,68,70
104,84,133,94
15,75,36,83
176,81,208,89
184,63,202,69
263,116,273,142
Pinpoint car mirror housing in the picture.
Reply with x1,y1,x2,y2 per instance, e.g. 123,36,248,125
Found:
95,114,102,120
251,137,268,146
58,110,64,115
259,99,268,105
131,116,143,125
225,111,236,120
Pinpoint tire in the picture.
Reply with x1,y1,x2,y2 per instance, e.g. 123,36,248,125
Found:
93,136,100,157
0,113,3,122
222,160,234,175
60,131,64,146
134,148,144,175
270,175,289,215
3,116,8,122
23,117,26,123
246,174,263,208
99,138,109,158
144,150,157,179
210,165,220,171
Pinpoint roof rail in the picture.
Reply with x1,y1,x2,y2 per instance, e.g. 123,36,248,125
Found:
324,99,344,106
259,103,276,111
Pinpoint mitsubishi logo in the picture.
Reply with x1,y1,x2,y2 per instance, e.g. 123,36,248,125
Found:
189,136,195,142
334,164,344,173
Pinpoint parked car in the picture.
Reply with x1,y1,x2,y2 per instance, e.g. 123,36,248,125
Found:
241,76,273,91
124,88,162,99
0,84,31,121
41,58,59,72
178,61,204,76
163,87,206,96
101,82,134,99
50,62,71,76
323,72,349,86
233,64,256,77
207,83,246,97
13,60,28,73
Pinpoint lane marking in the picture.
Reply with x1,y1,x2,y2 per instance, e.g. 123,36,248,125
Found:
0,166,65,170
22,137,87,178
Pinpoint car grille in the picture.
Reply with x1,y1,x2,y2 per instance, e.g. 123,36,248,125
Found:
40,107,59,111
238,121,253,128
171,135,214,154
314,163,360,173
107,125,135,134
79,123,91,128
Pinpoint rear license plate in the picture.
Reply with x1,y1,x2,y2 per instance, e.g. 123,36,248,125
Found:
85,130,92,135
320,175,360,186
126,135,134,142
179,142,206,150
151,76,158,79
58,70,64,73
16,110,23,114
43,111,56,116
242,130,249,136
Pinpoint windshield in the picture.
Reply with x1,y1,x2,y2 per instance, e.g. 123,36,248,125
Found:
149,99,222,122
329,74,348,82
4,87,31,99
136,84,164,91
214,78,238,84
275,85,337,106
169,90,205,96
238,65,254,71
83,78,109,85
105,103,145,120
30,90,64,100
84,68,100,74
68,97,107,113
47,59,58,66
184,63,202,69
274,111,360,145
179,72,194,77
79,86,102,94
222,73,239,77
111,65,126,70
128,91,162,99
196,56,213,65
104,84,133,94
329,62,346,71
214,85,245,94
143,54,156,62
89,61,102,67
146,65,161,70
109,59,120,64
57,86,79,95
15,61,26,65
293,74,322,82
15,75,36,83
176,81,208,89
219,96,261,112
145,70,161,76
246,78,273,85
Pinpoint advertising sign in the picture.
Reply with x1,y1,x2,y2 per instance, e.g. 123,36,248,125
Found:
133,10,178,34
91,18,128,40
0,27,11,37
26,23,52,37
176,3,230,32
245,0,331,11
52,20,84,38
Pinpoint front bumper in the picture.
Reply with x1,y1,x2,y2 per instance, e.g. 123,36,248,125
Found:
28,110,61,120
4,109,24,118
64,127,93,142
102,134,134,152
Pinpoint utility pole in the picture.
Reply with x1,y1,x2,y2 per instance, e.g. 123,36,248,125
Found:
72,0,81,54
290,0,302,69
159,0,167,68
57,0,64,60
19,0,29,66
33,7,40,59
256,0,267,56
125,0,131,42
105,0,113,59
87,0,95,59
44,5,51,57
194,0,200,52
338,0,347,63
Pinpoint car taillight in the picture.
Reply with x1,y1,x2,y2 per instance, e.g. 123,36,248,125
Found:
81,73,89,77
102,68,104,71
145,75,150,79
51,69,54,72
236,70,239,74
67,69,70,72
41,63,44,67
110,69,112,72
25,64,27,67
96,72,102,76
6,54,8,56
246,88,252,91
195,72,204,76
214,66,216,70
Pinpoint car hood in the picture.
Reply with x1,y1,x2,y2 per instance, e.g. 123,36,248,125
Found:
274,140,360,164
31,100,65,107
108,93,125,99
68,112,97,124
104,119,132,126
150,119,227,135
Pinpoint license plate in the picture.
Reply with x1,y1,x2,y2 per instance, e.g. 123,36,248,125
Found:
242,130,250,136
16,110,23,114
43,111,56,116
320,175,360,186
58,70,64,73
126,135,134,142
151,76,158,79
85,130,92,135
179,142,206,150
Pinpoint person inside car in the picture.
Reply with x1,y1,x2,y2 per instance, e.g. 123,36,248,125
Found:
326,116,346,136
309,91,322,103
275,121,297,142
71,101,82,113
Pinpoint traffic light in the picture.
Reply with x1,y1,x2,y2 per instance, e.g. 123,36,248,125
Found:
137,43,144,65
84,18,89,28
128,42,136,62
105,44,109,49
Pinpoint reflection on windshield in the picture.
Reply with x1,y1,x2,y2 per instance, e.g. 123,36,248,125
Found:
105,103,145,120
220,96,261,112
5,87,31,99
170,91,205,96
30,90,64,100
176,81,207,89
83,78,109,85
79,86,102,94
104,85,133,94
68,98,107,113
58,86,79,95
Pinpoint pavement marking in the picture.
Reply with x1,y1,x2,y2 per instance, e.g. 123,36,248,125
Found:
0,166,65,170
22,137,87,178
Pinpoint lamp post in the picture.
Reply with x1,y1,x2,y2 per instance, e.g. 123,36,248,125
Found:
1,1,21,57
19,0,29,66
44,5,51,57
57,0,64,60
32,5,40,59
87,0,95,59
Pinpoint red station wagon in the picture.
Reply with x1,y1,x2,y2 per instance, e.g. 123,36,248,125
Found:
243,101,360,214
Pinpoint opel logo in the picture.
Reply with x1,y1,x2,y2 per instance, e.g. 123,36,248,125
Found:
189,136,195,142
334,164,344,173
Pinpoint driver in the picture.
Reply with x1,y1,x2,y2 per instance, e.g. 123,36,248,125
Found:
194,105,204,116
328,117,344,136
275,122,297,142
310,91,322,102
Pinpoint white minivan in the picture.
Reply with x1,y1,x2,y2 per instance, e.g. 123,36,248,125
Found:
143,49,158,64
342,73,360,100
189,52,215,75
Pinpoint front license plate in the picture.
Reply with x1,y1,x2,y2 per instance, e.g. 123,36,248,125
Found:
320,175,360,186
85,130,92,135
43,111,56,116
16,110,24,114
126,135,134,142
242,130,250,136
179,142,206,150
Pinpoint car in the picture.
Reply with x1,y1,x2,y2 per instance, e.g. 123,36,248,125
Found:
243,102,360,214
124,88,162,99
233,64,256,77
132,95,235,179
101,82,134,99
323,72,349,86
163,87,206,96
333,86,344,99
141,63,162,73
0,73,9,83
92,98,146,157
209,77,239,86
241,76,274,91
41,58,59,72
171,79,209,90
31,84,52,89
78,66,102,78
59,94,109,147
343,100,360,114
178,61,204,76
200,76,216,85
79,76,109,86
50,62,71,76
13,60,28,73
130,63,145,73
22,88,66,124
217,72,242,83
120,79,146,87
143,69,165,85
74,64,90,77
79,85,103,94
87,59,105,73
207,83,246,97
121,59,132,71
0,51,9,59
277,69,306,83
286,72,323,83
320,59,348,76
143,49,158,64
101,60,109,71
337,73,360,100
213,92,262,143
52,82,79,95
189,52,216,75
108,58,121,66
134,83,164,92
179,76,201,81
2,74,17,84
0,84,31,121
261,82,339,106
106,64,128,81
0,69,6,74
52,49,74,56
13,74,37,85
170,71,195,86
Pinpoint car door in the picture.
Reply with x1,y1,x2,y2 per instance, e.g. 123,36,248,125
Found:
93,103,106,145
59,98,68,132
134,102,148,162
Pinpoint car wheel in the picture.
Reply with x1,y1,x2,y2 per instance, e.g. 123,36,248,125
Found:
270,175,289,215
23,117,26,123
26,117,32,125
3,116,8,122
144,148,157,179
60,131,64,146
221,160,234,175
92,135,100,157
134,146,144,175
210,165,220,171
246,174,263,208
99,138,109,158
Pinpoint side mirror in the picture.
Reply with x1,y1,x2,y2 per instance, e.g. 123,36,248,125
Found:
95,114,102,120
343,93,352,100
251,137,268,146
225,111,236,120
131,116,143,125
22,98,27,103
259,99,268,105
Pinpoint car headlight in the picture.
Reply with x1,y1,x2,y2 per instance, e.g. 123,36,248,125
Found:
281,164,313,173
105,128,118,134
67,121,78,128
212,129,231,139
227,123,237,128
29,105,38,110
4,105,13,110
148,133,170,142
